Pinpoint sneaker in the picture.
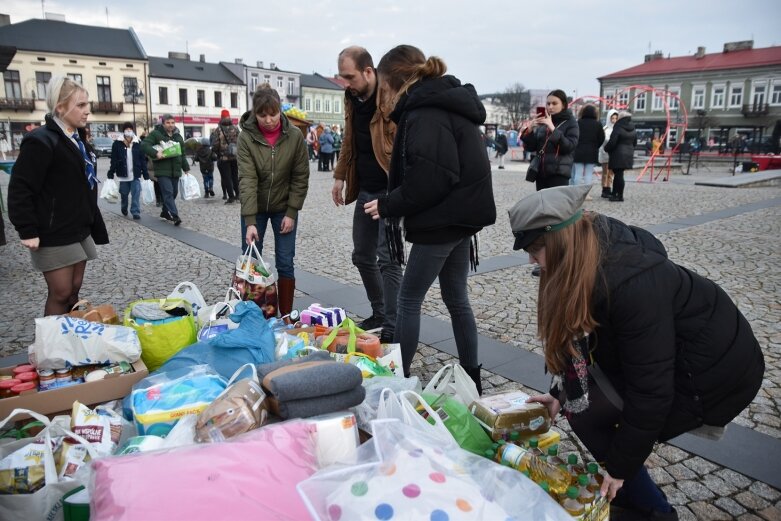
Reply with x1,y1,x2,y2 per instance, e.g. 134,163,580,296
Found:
160,210,172,221
173,217,182,226
132,215,141,220
121,208,128,216
498,165,505,169
358,314,384,331
380,331,395,344
222,194,227,200
609,194,624,202
210,190,215,197
531,265,541,277
204,192,210,199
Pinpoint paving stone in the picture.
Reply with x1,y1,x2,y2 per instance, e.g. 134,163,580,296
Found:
758,506,781,521
715,468,754,489
666,463,698,480
750,481,781,502
738,514,765,521
676,480,716,501
655,444,690,464
715,497,748,517
687,501,732,520
683,455,720,475
736,491,772,510
661,484,689,506
702,474,739,496
676,506,697,521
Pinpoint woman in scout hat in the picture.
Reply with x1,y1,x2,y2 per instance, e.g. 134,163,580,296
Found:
508,185,764,520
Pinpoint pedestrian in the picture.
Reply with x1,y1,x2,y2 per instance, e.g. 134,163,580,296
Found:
332,46,401,341
364,45,496,391
306,126,318,161
211,109,240,203
520,89,579,191
599,109,618,198
318,126,334,172
8,76,108,315
495,130,508,169
0,131,10,160
141,114,189,225
508,184,764,520
604,110,636,202
331,124,342,169
571,104,604,197
192,137,217,198
106,122,149,219
315,124,325,171
238,84,310,320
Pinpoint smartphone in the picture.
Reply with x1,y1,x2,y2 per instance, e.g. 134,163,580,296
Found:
536,106,547,118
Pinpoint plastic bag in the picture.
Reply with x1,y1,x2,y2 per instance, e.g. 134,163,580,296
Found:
375,390,455,447
421,392,494,456
352,376,420,431
140,179,155,206
197,287,242,328
99,179,119,202
231,242,278,319
179,172,201,200
297,419,573,521
167,282,207,316
423,363,480,406
123,298,197,372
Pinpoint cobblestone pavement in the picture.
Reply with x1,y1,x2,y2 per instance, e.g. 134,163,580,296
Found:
2,156,780,519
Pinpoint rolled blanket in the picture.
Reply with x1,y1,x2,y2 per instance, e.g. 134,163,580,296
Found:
262,360,363,402
257,350,331,379
269,386,366,419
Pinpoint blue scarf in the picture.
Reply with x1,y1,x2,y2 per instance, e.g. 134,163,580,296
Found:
72,132,97,189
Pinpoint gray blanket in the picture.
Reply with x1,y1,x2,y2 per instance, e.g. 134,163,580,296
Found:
259,351,362,402
269,386,366,419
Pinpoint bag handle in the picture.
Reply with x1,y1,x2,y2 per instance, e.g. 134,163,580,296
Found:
227,363,259,386
398,390,453,439
224,287,242,302
208,300,235,322
424,364,454,393
321,317,362,353
70,299,94,313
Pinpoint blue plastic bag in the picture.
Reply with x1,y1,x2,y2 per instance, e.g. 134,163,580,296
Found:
156,301,276,380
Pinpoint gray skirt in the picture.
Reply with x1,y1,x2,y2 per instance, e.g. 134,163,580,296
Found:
31,236,97,272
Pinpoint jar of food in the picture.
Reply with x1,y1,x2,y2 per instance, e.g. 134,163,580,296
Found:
38,369,56,391
12,364,36,376
11,381,37,395
0,378,22,398
55,368,73,387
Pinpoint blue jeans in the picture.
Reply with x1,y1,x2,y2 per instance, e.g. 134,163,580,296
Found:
157,176,179,218
396,237,478,375
352,190,402,335
570,163,595,186
240,212,296,279
118,178,140,217
201,172,214,192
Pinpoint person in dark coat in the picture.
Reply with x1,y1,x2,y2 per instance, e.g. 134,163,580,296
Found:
520,89,579,191
364,45,496,391
571,104,604,191
8,76,108,315
495,130,509,169
106,122,149,218
508,185,764,520
604,111,636,202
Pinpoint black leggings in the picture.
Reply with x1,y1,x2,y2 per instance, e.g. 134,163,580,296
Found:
612,169,625,196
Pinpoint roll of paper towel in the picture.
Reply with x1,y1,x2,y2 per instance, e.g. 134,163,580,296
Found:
306,411,359,468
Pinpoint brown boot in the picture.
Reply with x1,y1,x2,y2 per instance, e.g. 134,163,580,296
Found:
277,277,295,323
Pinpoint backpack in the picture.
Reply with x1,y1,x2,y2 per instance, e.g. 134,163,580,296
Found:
220,126,238,159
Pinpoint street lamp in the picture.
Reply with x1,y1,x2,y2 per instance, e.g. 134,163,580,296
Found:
180,105,187,137
123,83,144,129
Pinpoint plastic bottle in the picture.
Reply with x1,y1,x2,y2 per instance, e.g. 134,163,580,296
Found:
560,486,586,517
495,442,572,495
567,454,585,478
527,437,544,457
547,445,566,469
509,431,521,443
586,462,603,493
576,474,596,506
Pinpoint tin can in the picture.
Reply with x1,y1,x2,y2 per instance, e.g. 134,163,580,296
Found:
38,369,56,391
11,381,37,395
55,368,73,386
0,378,21,398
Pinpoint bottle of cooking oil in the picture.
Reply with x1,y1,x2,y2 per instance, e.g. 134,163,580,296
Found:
509,431,521,443
576,474,596,506
560,486,586,517
495,443,572,495
547,445,566,469
566,454,585,478
586,462,603,493
539,481,559,502
527,437,544,457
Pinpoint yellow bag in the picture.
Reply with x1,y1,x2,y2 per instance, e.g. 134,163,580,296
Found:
124,298,197,371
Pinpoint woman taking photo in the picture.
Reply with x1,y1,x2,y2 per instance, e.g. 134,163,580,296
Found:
508,185,764,520
8,76,108,315
238,84,310,319
364,45,496,391
520,89,579,191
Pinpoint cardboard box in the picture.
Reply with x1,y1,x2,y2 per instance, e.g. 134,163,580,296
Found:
0,359,148,419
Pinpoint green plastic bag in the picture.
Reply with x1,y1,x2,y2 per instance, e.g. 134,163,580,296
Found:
422,391,494,456
124,298,197,371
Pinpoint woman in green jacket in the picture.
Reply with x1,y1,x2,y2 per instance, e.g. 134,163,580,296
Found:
238,84,310,319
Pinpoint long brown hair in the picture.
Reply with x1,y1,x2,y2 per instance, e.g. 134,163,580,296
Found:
376,45,447,99
536,212,601,374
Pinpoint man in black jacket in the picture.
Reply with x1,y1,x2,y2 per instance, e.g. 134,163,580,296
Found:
106,122,149,219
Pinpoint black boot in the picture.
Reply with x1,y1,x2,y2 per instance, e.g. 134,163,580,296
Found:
601,187,611,199
461,364,483,395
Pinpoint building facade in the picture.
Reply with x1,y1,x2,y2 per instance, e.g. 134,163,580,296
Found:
148,53,246,139
0,15,148,149
299,73,344,128
599,42,781,151
222,60,300,110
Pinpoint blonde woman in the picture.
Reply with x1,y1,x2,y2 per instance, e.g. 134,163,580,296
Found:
8,76,108,315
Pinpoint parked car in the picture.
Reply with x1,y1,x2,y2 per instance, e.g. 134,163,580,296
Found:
745,136,772,154
91,136,114,157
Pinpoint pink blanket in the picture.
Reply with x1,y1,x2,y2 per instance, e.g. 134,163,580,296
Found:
90,420,316,520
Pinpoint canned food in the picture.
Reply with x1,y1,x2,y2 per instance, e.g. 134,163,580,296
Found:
0,378,21,398
38,369,56,391
55,368,73,386
11,381,37,395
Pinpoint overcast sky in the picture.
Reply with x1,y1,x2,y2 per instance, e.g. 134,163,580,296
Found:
5,0,780,99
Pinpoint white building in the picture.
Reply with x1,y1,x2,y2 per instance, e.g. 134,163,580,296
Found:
148,53,246,139
222,59,300,110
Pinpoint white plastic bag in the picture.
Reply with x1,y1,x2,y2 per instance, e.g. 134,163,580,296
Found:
179,172,201,200
99,179,119,202
423,363,480,406
30,316,142,370
167,281,207,315
352,376,420,431
197,287,242,328
376,389,455,447
140,179,155,206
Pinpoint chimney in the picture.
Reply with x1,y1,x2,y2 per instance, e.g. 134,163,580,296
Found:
270,62,276,69
695,46,706,59
199,54,205,62
643,50,664,63
44,12,66,21
0,14,10,27
234,58,243,64
723,40,754,52
257,61,264,68
168,51,190,60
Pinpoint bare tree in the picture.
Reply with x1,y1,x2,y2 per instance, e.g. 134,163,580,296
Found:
496,83,531,126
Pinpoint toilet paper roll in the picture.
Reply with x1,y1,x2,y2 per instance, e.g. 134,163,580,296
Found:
306,411,359,468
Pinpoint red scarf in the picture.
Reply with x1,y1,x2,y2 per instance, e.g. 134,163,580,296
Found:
259,120,282,147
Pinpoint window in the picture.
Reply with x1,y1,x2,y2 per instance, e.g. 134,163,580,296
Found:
314,99,321,112
3,70,21,99
752,84,767,106
603,90,615,111
123,77,138,98
288,78,295,95
214,91,222,107
691,86,705,109
159,86,169,105
96,75,111,102
264,74,270,84
617,91,629,109
634,92,646,112
36,71,52,100
652,91,664,111
334,99,341,114
771,83,781,105
729,85,743,107
179,88,188,106
277,76,283,89
711,85,725,108
324,99,331,113
197,89,205,107
304,97,311,111
251,73,259,92
668,87,680,110
230,92,238,109
67,73,83,85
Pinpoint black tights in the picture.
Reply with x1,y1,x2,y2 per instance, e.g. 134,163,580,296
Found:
612,169,625,197
43,261,86,316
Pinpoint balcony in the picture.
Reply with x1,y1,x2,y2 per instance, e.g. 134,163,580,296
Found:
90,101,123,114
742,103,769,117
0,98,36,111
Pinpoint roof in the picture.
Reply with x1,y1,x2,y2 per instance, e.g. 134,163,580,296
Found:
0,18,146,60
328,76,349,89
149,57,245,85
300,73,343,90
600,46,781,80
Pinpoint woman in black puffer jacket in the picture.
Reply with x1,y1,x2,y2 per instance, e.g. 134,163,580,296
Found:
571,104,605,190
520,89,579,191
604,111,637,202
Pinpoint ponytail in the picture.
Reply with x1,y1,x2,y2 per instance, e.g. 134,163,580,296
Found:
377,45,447,97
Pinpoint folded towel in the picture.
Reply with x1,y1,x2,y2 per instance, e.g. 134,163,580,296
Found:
269,386,366,419
263,360,362,402
257,350,331,380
